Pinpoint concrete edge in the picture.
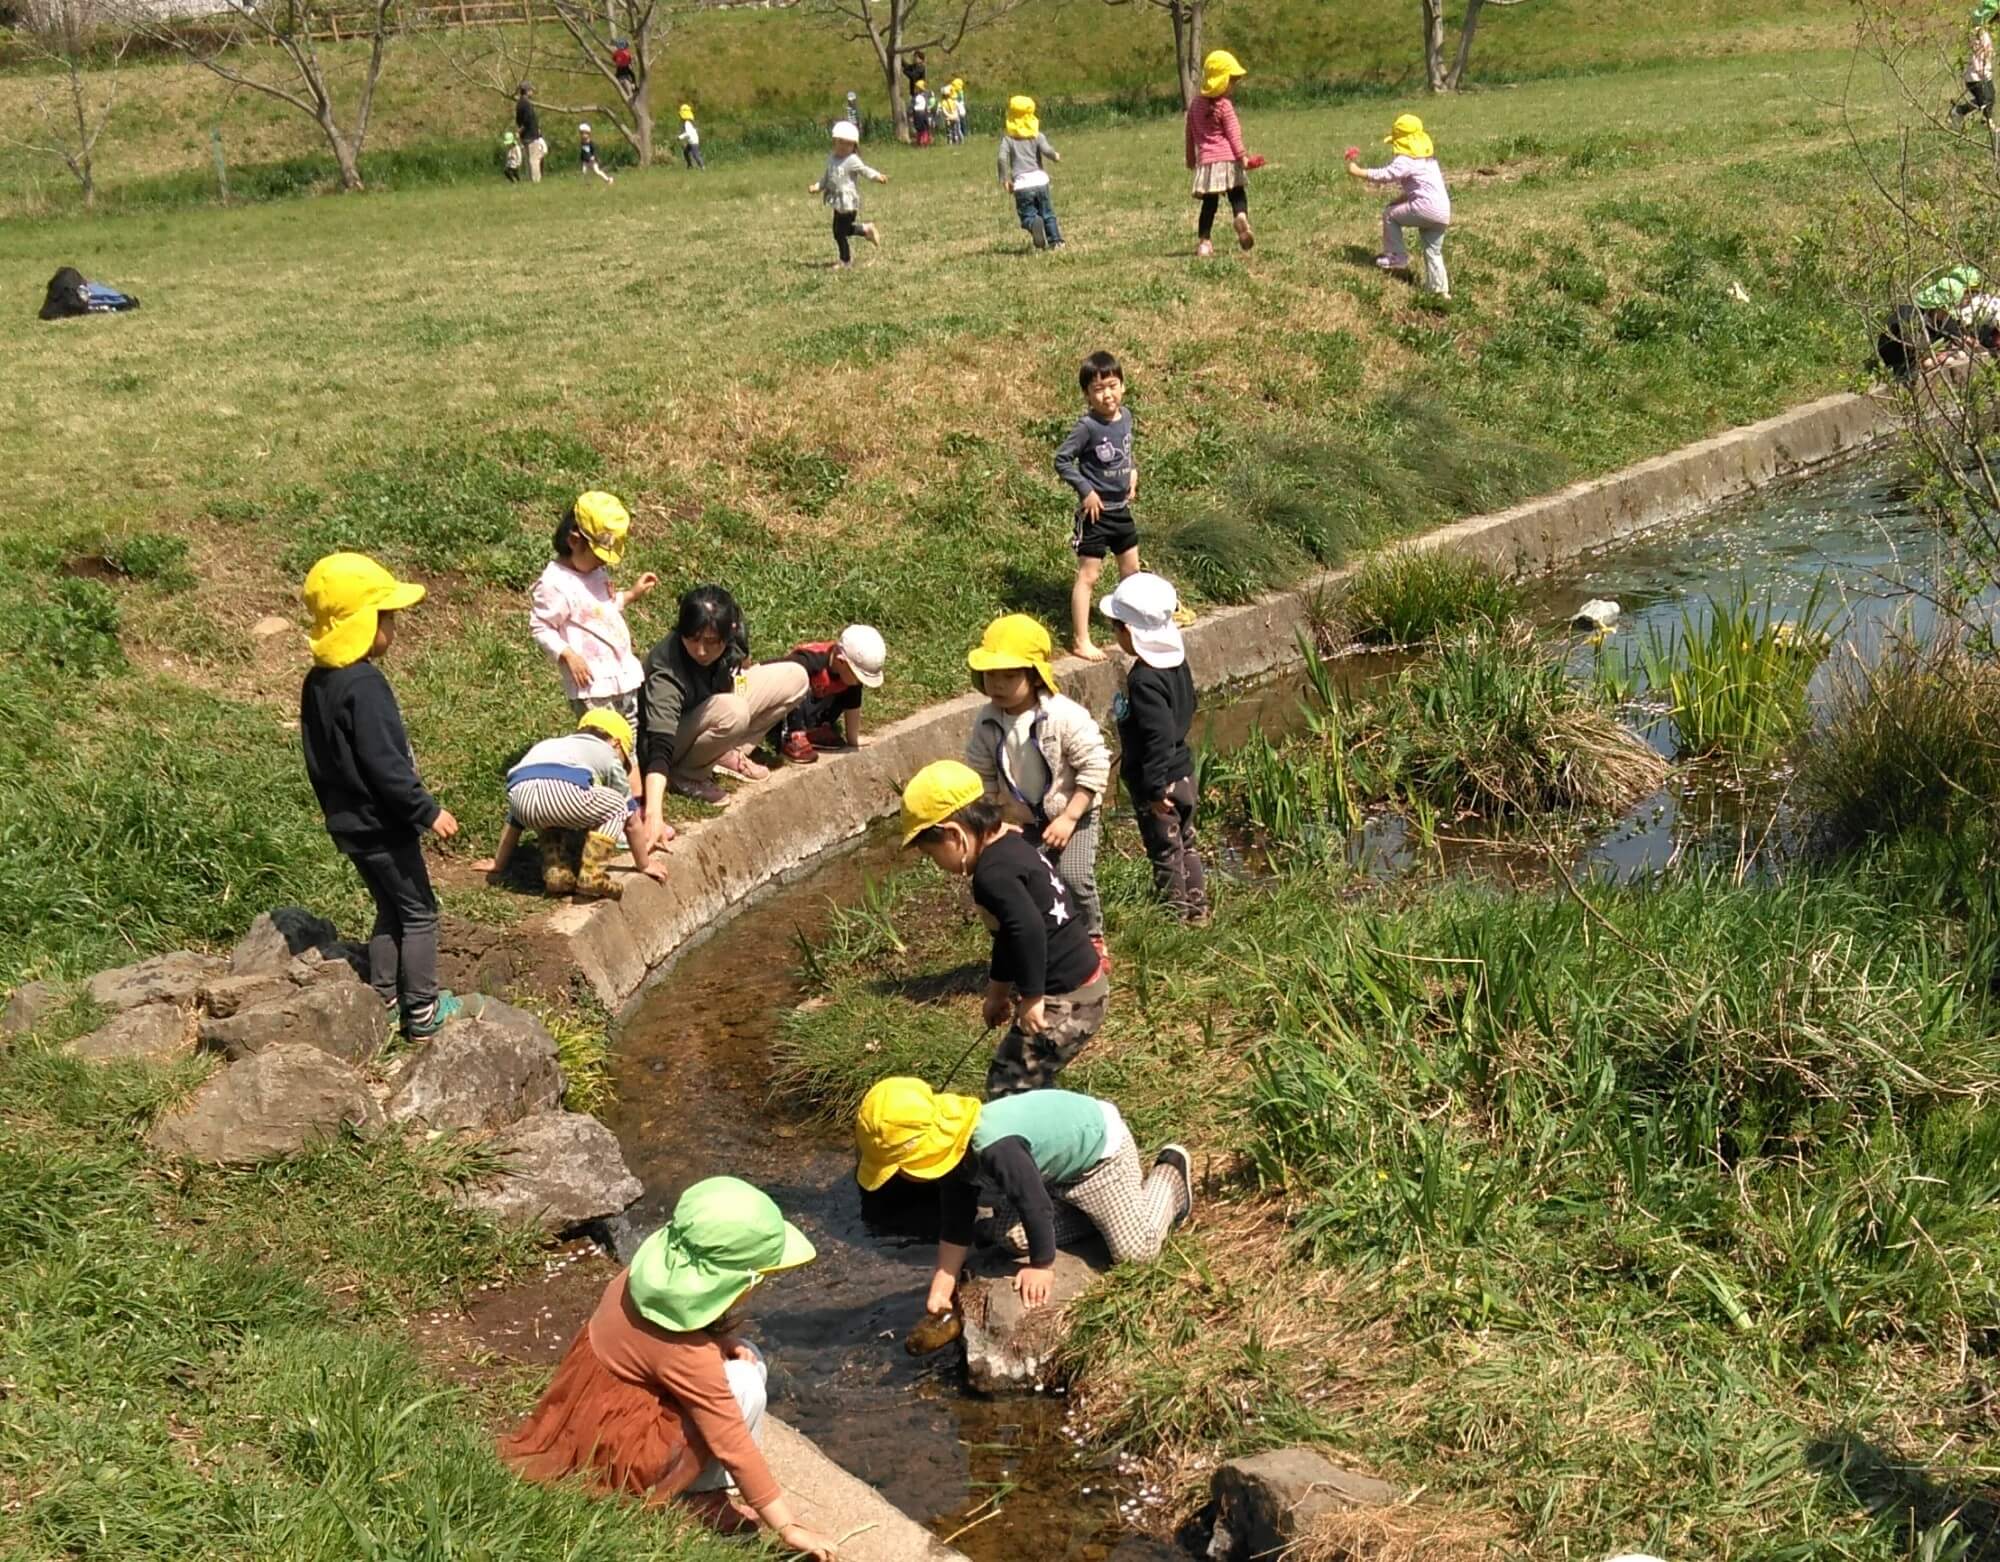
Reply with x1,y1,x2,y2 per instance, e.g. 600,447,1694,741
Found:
518,388,1901,1014
764,1417,970,1561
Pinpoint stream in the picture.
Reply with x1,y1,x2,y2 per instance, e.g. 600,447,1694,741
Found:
599,451,1934,1558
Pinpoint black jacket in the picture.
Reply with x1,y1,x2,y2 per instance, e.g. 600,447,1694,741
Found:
1114,659,1196,805
515,97,541,141
300,660,440,847
972,831,1097,999
638,632,745,774
940,1139,1061,1266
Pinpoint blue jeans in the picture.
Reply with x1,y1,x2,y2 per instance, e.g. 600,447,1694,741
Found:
1012,186,1062,244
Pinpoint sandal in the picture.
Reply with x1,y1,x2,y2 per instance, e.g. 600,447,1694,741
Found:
715,748,770,781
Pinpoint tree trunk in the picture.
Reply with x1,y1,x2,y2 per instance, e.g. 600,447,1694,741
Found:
1445,0,1487,89
1169,0,1203,109
630,89,653,165
323,121,364,190
1420,0,1447,93
80,161,95,209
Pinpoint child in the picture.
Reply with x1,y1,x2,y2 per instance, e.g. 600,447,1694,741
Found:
771,624,887,764
299,553,462,1041
963,615,1112,942
997,95,1064,252
678,104,705,170
809,121,888,269
1102,574,1207,923
530,491,659,730
1346,114,1452,298
475,711,662,898
854,1077,1193,1313
579,123,614,185
912,81,932,147
502,129,523,183
844,90,863,136
611,38,636,98
1953,19,1996,130
943,83,965,146
898,762,1110,1096
1186,49,1261,258
1054,351,1140,660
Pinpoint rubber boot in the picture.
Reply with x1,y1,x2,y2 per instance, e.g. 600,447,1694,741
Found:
576,832,624,900
540,829,579,896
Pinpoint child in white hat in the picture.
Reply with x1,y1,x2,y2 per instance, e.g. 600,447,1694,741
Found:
770,623,887,763
578,123,614,185
809,120,888,268
1103,573,1207,923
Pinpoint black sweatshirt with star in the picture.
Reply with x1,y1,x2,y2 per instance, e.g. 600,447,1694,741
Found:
971,830,1098,999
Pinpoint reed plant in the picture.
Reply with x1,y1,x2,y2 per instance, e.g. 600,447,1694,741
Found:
1341,549,1522,647
1636,579,1832,758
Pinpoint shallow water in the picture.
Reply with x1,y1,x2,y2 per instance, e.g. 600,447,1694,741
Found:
601,451,1937,1556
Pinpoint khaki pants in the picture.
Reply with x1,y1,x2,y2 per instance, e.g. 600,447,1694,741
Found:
669,662,809,787
526,136,548,182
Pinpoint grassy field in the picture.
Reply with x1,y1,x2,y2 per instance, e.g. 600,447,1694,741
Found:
0,44,1908,988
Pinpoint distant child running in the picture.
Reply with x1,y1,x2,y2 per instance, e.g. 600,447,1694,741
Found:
1347,113,1452,298
855,1077,1193,1311
964,615,1112,942
678,104,705,170
1955,20,1997,129
502,130,523,182
299,553,463,1041
810,121,888,268
898,763,1110,1097
1185,49,1263,257
1054,351,1140,659
475,710,665,900
579,123,614,184
770,624,887,764
1102,574,1207,923
998,95,1064,251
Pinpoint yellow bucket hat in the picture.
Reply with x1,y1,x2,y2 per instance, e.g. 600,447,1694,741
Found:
302,552,425,670
900,759,986,845
967,613,1058,696
626,1176,816,1333
1005,95,1038,138
1387,113,1433,158
572,490,630,566
1201,49,1246,98
855,1077,981,1191
951,76,964,91
678,103,694,120
577,707,634,756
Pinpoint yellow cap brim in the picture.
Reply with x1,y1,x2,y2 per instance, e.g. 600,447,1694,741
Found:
307,579,426,669
967,647,1059,694
586,538,622,566
856,1113,976,1190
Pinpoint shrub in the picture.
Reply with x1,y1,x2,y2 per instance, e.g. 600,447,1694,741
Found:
0,572,123,679
1637,580,1832,758
1341,548,1521,646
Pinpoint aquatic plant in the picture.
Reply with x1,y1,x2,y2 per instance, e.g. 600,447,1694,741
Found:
1341,547,1522,646
1637,579,1832,758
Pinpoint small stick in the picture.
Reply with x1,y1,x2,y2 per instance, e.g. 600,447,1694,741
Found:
937,1025,996,1091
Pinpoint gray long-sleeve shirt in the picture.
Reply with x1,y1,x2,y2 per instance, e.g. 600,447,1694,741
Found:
819,150,881,213
1053,407,1134,508
997,132,1057,187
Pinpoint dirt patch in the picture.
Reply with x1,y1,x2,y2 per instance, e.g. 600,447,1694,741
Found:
411,1237,614,1389
437,912,577,1004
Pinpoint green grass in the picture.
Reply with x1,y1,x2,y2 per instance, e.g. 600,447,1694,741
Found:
1339,547,1522,646
1634,578,1833,758
0,1032,745,1561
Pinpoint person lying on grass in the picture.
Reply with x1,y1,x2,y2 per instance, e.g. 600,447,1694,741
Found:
474,709,666,899
500,1177,840,1561
855,1076,1193,1312
900,760,1108,1097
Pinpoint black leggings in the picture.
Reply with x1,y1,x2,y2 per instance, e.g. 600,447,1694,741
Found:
1954,79,1996,122
833,210,864,262
683,143,705,169
1197,186,1249,239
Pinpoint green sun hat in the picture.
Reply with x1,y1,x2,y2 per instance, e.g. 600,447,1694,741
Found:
626,1176,817,1334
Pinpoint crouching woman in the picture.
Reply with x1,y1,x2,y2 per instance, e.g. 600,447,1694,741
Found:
498,1177,840,1561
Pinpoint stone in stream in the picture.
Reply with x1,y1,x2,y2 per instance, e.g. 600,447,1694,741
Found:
384,995,563,1131
64,1002,192,1064
454,1111,642,1233
87,951,225,1013
199,963,387,1065
958,1243,1106,1392
227,906,347,977
1,979,58,1037
1205,1448,1398,1562
148,1040,384,1164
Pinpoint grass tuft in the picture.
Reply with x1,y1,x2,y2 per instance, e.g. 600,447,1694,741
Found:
1636,579,1833,758
1341,548,1522,646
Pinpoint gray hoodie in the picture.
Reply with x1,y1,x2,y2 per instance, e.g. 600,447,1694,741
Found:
997,132,1057,188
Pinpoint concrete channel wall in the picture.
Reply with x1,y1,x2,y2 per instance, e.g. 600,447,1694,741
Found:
533,389,1899,1013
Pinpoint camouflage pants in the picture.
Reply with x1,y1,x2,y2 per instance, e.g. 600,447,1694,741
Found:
984,974,1109,1099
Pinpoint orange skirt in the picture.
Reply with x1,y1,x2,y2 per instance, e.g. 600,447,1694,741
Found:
498,1323,709,1507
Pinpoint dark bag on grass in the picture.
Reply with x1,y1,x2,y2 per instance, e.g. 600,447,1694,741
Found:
40,266,140,320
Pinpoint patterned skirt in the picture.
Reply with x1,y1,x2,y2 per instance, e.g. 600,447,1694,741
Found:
1191,159,1245,197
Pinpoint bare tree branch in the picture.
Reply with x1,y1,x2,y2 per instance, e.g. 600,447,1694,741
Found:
0,0,131,205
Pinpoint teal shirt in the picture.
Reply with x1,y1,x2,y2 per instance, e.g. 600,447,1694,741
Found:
970,1089,1108,1184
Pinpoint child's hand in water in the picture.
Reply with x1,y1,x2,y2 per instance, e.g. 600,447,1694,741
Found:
1014,1265,1055,1308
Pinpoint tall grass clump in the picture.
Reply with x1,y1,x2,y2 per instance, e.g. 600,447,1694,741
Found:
1340,548,1521,646
1637,579,1832,757
1801,628,2000,845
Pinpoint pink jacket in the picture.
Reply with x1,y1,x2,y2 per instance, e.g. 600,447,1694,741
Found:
1185,96,1247,169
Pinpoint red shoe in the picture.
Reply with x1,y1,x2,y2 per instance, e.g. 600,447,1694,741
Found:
781,731,819,765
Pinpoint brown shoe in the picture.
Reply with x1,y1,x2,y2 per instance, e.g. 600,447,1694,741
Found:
1234,211,1255,251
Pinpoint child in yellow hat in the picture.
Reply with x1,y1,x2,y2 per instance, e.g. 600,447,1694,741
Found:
902,756,1107,1096
998,95,1064,251
1185,49,1263,258
1345,113,1452,298
298,553,463,1041
678,103,705,170
855,1076,1193,1313
474,710,665,900
963,615,1112,944
530,491,659,732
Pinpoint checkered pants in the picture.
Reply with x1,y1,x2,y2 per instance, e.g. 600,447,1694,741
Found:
1038,808,1102,936
991,1135,1187,1264
505,778,632,844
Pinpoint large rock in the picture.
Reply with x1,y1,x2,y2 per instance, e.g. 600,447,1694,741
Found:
228,907,345,977
87,951,225,1013
1207,1448,1398,1562
959,1244,1104,1392
149,1041,383,1164
65,1003,192,1064
455,1111,641,1233
200,968,386,1065
2,980,58,1037
385,996,563,1131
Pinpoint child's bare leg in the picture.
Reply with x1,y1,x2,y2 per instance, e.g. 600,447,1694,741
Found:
1071,555,1106,659
1113,545,1141,580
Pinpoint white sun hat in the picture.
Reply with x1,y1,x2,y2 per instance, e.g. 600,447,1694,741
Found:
578,122,591,133
1100,572,1185,669
837,624,887,687
831,119,861,142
